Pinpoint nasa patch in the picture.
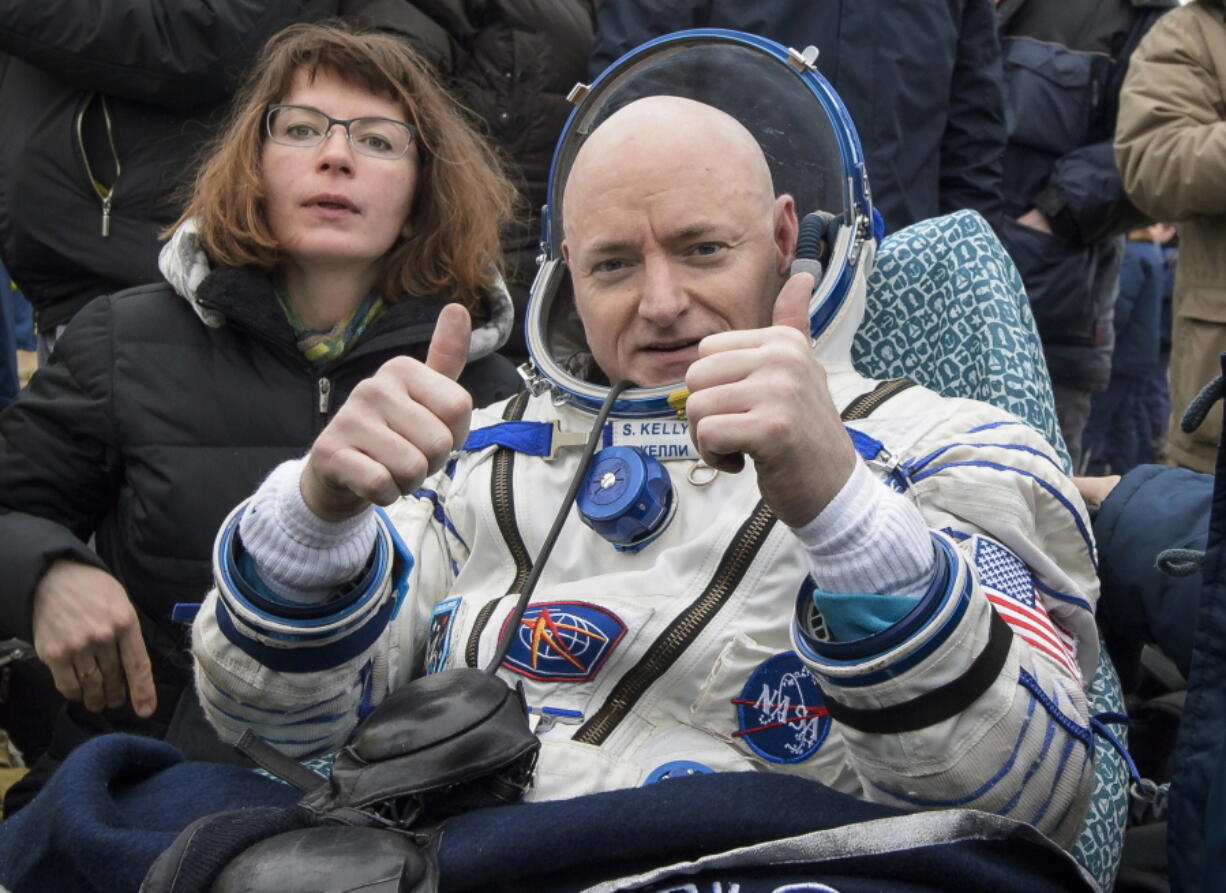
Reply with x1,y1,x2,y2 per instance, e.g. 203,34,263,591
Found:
499,600,626,682
423,597,460,675
732,651,831,763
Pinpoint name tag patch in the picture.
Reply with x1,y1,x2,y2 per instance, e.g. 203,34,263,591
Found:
500,600,626,682
732,652,831,763
608,420,696,461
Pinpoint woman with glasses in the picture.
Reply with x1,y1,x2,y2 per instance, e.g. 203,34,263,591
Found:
0,22,522,812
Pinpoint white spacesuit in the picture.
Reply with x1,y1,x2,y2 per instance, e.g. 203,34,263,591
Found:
193,33,1100,849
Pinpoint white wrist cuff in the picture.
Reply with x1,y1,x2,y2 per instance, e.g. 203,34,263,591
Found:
237,458,377,604
791,459,937,597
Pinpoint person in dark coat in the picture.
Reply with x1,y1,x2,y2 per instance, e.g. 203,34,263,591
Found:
1081,227,1167,474
587,0,1006,236
1078,373,1226,889
995,0,1172,470
0,22,522,812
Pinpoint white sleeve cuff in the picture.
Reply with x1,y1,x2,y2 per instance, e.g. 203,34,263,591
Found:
237,458,378,604
790,458,937,597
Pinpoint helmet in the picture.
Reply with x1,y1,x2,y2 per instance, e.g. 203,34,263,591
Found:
521,29,874,418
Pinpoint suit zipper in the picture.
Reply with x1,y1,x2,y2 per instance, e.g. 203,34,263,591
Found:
467,379,914,722
839,378,916,421
571,377,915,746
573,501,778,746
465,390,531,667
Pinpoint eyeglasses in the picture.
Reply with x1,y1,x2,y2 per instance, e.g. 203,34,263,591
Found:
265,104,418,160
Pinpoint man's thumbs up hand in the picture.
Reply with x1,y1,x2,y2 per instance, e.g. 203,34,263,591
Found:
684,271,856,528
426,302,472,381
771,271,815,335
301,303,476,521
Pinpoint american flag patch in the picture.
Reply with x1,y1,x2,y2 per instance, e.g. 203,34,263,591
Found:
974,538,1080,681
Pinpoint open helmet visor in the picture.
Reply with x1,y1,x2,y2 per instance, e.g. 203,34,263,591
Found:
523,30,872,417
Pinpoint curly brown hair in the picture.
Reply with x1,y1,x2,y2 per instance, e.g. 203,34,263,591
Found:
171,21,517,312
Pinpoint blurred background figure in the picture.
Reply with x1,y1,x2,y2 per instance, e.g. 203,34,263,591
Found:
1081,223,1175,475
1116,0,1226,475
588,0,1007,235
994,0,1172,473
1149,223,1178,462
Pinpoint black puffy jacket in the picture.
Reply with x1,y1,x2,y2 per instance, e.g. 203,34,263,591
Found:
0,269,521,681
0,0,337,334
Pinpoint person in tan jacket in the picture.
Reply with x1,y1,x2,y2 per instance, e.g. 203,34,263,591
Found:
1115,0,1226,473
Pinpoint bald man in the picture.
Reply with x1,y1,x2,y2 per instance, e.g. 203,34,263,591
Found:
194,96,1100,848
559,98,856,528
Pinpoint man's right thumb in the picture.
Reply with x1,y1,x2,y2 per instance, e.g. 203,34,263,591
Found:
425,303,472,381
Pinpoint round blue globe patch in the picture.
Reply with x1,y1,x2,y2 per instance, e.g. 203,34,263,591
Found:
733,651,831,764
644,760,715,784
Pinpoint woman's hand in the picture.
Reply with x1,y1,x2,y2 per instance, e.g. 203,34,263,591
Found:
301,304,475,520
32,560,157,717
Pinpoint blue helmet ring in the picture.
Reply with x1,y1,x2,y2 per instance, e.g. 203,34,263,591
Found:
522,30,873,418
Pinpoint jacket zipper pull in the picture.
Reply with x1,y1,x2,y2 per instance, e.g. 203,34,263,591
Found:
76,92,121,239
318,377,332,415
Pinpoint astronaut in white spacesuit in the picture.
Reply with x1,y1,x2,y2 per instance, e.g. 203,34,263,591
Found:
194,36,1098,848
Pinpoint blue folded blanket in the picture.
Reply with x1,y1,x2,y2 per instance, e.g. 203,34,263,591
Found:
0,732,1095,893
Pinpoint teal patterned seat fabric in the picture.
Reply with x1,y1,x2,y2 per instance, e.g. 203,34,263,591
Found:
854,209,1071,472
1078,650,1130,889
853,209,1126,889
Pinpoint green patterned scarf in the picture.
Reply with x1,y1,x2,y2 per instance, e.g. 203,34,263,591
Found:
277,289,385,367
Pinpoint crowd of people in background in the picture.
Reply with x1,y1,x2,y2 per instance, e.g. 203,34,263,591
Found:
0,0,1208,472
0,0,1224,890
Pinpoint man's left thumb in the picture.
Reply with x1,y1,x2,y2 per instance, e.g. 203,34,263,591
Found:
772,271,814,335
